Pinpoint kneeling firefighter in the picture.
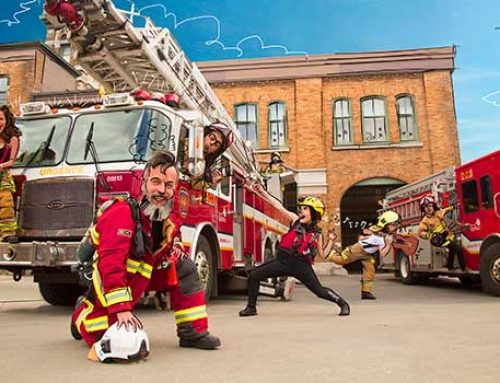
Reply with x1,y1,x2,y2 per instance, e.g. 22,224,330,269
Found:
239,183,350,317
71,151,220,362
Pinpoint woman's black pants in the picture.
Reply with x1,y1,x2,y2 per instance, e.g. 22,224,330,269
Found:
246,252,345,308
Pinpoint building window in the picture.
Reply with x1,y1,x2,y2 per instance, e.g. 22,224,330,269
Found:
397,95,417,141
234,103,258,148
268,102,287,148
333,99,353,145
0,76,9,105
361,97,388,143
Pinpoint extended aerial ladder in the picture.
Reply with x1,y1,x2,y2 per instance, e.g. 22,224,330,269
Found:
42,0,258,178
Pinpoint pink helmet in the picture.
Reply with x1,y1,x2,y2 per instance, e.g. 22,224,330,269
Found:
206,122,234,151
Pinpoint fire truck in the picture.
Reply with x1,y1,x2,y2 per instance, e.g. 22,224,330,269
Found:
0,0,290,305
379,150,500,295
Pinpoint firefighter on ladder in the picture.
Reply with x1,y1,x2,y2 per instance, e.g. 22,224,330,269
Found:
71,151,221,362
327,211,400,300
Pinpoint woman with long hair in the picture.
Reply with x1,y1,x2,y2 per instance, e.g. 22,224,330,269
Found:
239,183,350,317
0,105,21,243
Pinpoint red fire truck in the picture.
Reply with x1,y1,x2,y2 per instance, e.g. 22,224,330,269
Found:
0,0,290,305
379,150,500,295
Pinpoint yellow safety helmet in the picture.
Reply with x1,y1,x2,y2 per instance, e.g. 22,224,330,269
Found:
297,196,325,218
376,210,400,229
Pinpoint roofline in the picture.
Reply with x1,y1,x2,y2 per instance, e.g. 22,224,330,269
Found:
0,41,80,77
197,46,456,83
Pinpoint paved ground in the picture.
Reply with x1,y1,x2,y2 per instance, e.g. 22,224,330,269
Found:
0,272,498,383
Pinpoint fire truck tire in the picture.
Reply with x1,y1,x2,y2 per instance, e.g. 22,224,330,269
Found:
194,235,215,300
38,282,85,306
397,252,417,285
480,243,500,296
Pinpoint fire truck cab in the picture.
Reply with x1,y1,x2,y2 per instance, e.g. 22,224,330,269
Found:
380,150,500,295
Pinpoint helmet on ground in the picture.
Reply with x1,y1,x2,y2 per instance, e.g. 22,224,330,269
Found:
297,196,325,218
206,122,234,151
419,196,438,212
376,210,400,229
94,323,150,363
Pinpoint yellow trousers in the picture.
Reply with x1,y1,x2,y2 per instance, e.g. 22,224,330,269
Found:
331,244,376,293
0,171,17,239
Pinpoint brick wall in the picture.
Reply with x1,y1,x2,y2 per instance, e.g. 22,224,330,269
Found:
209,70,460,216
0,61,35,113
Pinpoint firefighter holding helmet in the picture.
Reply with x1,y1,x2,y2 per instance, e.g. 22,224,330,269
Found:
327,211,400,300
71,150,220,363
239,185,350,317
417,196,466,271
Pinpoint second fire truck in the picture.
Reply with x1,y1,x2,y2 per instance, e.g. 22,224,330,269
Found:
380,150,500,295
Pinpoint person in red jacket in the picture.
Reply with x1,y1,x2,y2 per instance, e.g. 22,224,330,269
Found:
71,150,220,361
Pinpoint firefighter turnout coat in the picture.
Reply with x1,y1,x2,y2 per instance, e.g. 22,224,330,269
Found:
72,200,210,346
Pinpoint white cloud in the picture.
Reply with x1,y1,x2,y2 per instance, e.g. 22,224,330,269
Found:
481,90,500,107
135,2,309,59
0,0,39,27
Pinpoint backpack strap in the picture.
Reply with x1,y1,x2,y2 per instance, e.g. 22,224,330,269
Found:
126,197,145,258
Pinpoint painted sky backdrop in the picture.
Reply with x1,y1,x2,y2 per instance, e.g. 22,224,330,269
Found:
1,0,499,162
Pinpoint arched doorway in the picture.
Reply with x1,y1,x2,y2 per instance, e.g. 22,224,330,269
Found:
340,177,405,250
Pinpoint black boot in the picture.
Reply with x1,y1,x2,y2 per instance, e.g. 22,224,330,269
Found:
337,298,350,316
70,295,85,340
179,333,221,350
239,306,257,317
361,291,377,300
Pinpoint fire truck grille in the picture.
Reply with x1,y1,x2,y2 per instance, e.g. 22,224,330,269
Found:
20,177,94,238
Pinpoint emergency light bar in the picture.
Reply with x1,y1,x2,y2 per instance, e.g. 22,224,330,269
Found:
20,102,50,116
103,93,134,107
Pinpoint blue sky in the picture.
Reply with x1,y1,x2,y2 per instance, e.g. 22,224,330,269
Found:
1,0,499,162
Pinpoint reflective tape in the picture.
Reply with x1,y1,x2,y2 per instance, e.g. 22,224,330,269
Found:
174,305,207,324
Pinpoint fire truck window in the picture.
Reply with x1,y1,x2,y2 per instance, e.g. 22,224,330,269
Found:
14,116,71,167
480,176,493,209
67,109,172,164
461,180,479,213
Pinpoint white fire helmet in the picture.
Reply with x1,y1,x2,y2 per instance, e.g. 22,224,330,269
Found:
94,323,150,363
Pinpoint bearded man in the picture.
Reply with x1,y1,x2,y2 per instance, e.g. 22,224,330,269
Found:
71,150,221,361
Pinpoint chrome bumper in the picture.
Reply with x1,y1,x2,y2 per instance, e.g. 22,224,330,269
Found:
0,242,79,268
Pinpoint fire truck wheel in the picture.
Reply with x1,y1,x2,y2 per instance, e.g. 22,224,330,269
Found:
480,243,500,296
38,282,86,306
194,236,215,300
397,252,417,285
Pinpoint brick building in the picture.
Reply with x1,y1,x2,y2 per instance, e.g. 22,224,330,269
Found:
0,41,80,113
198,47,460,245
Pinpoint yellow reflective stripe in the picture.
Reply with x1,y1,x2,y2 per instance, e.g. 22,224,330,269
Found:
174,305,207,324
84,315,109,332
92,262,108,307
126,259,153,279
126,259,140,274
75,298,94,331
139,263,153,279
89,226,100,245
105,287,132,306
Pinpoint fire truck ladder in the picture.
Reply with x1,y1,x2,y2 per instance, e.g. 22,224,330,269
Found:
43,0,258,177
